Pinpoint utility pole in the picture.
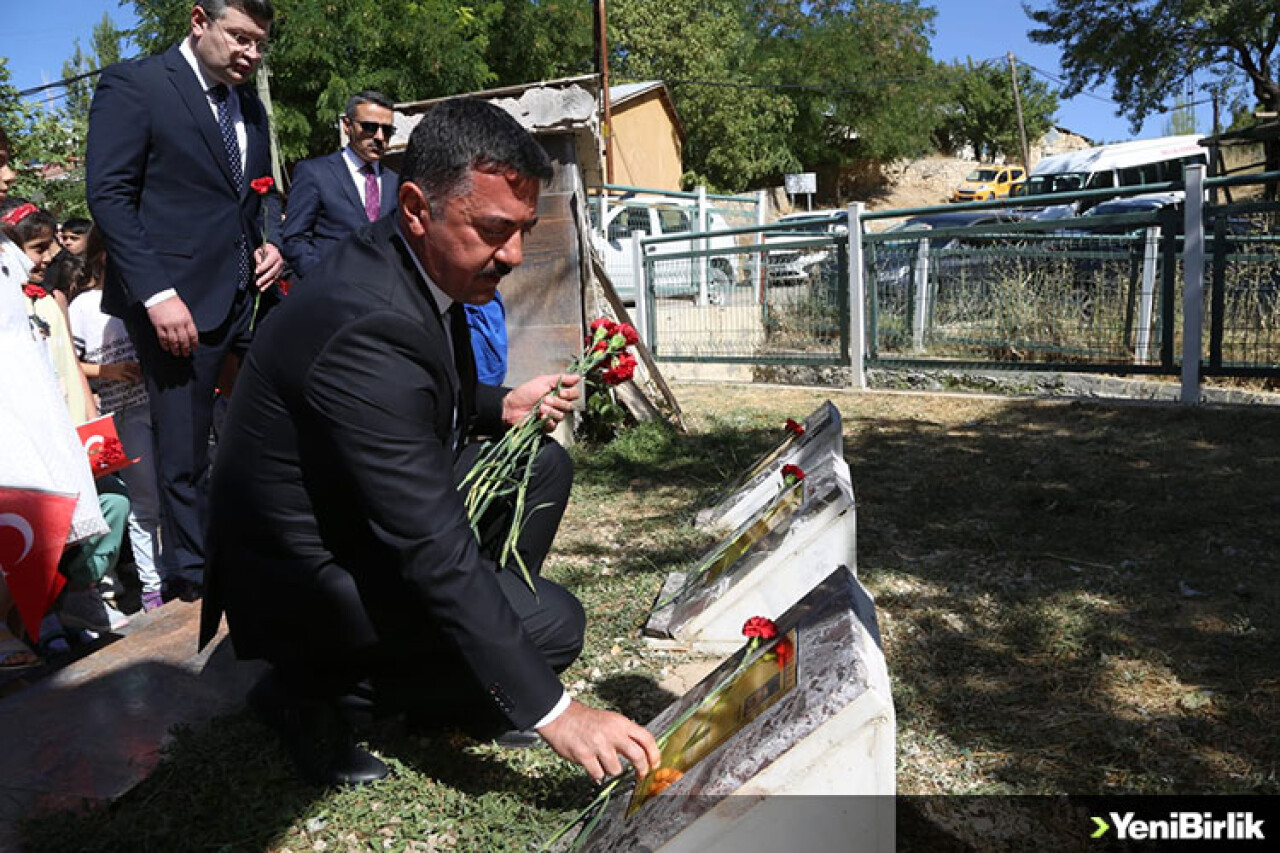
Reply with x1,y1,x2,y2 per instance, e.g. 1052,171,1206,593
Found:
594,0,614,185
1007,52,1031,173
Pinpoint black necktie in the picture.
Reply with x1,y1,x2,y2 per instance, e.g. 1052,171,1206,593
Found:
447,303,473,450
210,84,250,290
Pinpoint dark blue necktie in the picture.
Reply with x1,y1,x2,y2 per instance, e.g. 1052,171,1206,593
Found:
211,84,251,290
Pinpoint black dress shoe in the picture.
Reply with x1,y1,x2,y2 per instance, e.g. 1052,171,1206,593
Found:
248,672,389,786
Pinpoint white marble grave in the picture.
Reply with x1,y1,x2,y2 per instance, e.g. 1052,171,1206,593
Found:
645,446,855,652
696,400,844,534
568,567,895,853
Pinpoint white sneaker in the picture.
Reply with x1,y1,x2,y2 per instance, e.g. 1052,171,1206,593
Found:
59,588,130,633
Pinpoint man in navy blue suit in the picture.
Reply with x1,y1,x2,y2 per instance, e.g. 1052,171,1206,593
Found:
281,90,399,278
86,0,284,602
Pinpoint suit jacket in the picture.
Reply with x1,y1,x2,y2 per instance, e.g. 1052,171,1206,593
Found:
86,45,282,330
199,216,562,730
282,150,398,277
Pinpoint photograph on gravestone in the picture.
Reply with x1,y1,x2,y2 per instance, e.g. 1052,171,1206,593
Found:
645,450,855,649
561,568,894,853
696,401,842,533
629,629,798,816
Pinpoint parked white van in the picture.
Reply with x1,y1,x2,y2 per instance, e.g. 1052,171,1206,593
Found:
1019,134,1208,214
590,199,740,303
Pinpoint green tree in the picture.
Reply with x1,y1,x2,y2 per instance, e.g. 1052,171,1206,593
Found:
936,58,1058,163
609,0,799,191
483,0,595,86
1162,94,1199,136
749,0,940,168
129,0,495,162
1025,0,1280,175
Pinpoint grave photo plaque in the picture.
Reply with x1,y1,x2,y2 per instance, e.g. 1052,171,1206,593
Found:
696,401,843,534
561,567,894,853
645,449,855,652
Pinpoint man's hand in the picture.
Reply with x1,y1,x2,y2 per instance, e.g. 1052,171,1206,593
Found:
254,242,285,292
538,700,661,783
148,295,198,357
502,372,582,429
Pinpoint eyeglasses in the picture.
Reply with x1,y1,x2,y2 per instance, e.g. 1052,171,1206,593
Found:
351,120,396,139
212,18,270,57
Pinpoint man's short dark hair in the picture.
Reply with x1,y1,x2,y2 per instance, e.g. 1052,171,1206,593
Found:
197,0,275,22
61,217,92,236
345,90,394,119
400,98,553,218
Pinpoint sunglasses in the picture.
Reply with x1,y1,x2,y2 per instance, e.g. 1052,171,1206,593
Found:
351,120,396,139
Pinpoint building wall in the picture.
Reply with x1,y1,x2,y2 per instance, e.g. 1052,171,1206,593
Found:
611,91,683,190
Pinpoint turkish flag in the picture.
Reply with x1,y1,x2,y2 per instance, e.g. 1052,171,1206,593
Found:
76,414,138,479
0,487,77,642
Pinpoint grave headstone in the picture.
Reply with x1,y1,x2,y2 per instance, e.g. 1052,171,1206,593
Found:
696,401,843,534
564,567,894,853
645,448,855,652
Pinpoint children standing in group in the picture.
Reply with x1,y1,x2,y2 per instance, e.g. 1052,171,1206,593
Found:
70,229,165,612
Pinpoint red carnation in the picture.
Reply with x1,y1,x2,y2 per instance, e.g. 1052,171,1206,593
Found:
773,636,795,669
785,418,805,436
602,351,636,385
278,279,292,296
781,464,805,482
249,176,274,195
742,616,778,640
589,317,617,336
22,284,47,300
616,322,640,346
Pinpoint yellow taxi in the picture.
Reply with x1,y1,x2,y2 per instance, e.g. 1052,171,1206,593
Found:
949,165,1026,202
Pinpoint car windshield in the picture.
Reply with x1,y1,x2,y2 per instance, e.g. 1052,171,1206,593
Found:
1023,173,1086,196
966,169,1000,182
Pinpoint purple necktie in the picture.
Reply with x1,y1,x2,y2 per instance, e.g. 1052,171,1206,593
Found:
364,166,380,222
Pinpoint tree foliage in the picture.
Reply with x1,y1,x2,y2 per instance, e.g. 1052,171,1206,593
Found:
1025,0,1280,127
748,0,940,167
608,0,799,191
936,59,1058,163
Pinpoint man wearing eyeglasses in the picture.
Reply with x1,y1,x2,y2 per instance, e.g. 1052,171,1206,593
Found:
86,0,284,604
281,91,400,278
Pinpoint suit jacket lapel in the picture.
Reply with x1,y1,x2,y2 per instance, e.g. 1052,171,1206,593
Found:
240,88,269,186
330,151,364,219
164,46,237,192
379,169,398,217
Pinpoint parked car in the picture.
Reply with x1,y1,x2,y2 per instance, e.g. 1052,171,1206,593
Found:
949,165,1026,203
871,210,1023,291
763,210,848,286
590,199,739,303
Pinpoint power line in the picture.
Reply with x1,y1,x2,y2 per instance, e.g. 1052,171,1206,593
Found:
15,69,101,98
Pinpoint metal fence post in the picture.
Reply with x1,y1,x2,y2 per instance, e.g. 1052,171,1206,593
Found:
755,190,768,304
631,232,651,349
1136,226,1159,363
847,202,867,389
696,184,709,306
911,238,931,352
1181,164,1205,404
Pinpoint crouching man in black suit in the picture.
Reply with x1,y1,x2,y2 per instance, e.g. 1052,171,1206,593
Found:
200,98,660,786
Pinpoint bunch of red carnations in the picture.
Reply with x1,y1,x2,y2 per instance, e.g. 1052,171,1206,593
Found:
460,317,639,592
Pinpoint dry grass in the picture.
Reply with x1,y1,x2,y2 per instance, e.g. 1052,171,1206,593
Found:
671,382,1280,795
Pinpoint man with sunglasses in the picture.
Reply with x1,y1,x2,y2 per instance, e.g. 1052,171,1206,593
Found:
86,0,284,604
281,91,399,278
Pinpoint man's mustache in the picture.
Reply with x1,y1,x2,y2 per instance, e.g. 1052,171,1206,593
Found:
481,260,513,279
